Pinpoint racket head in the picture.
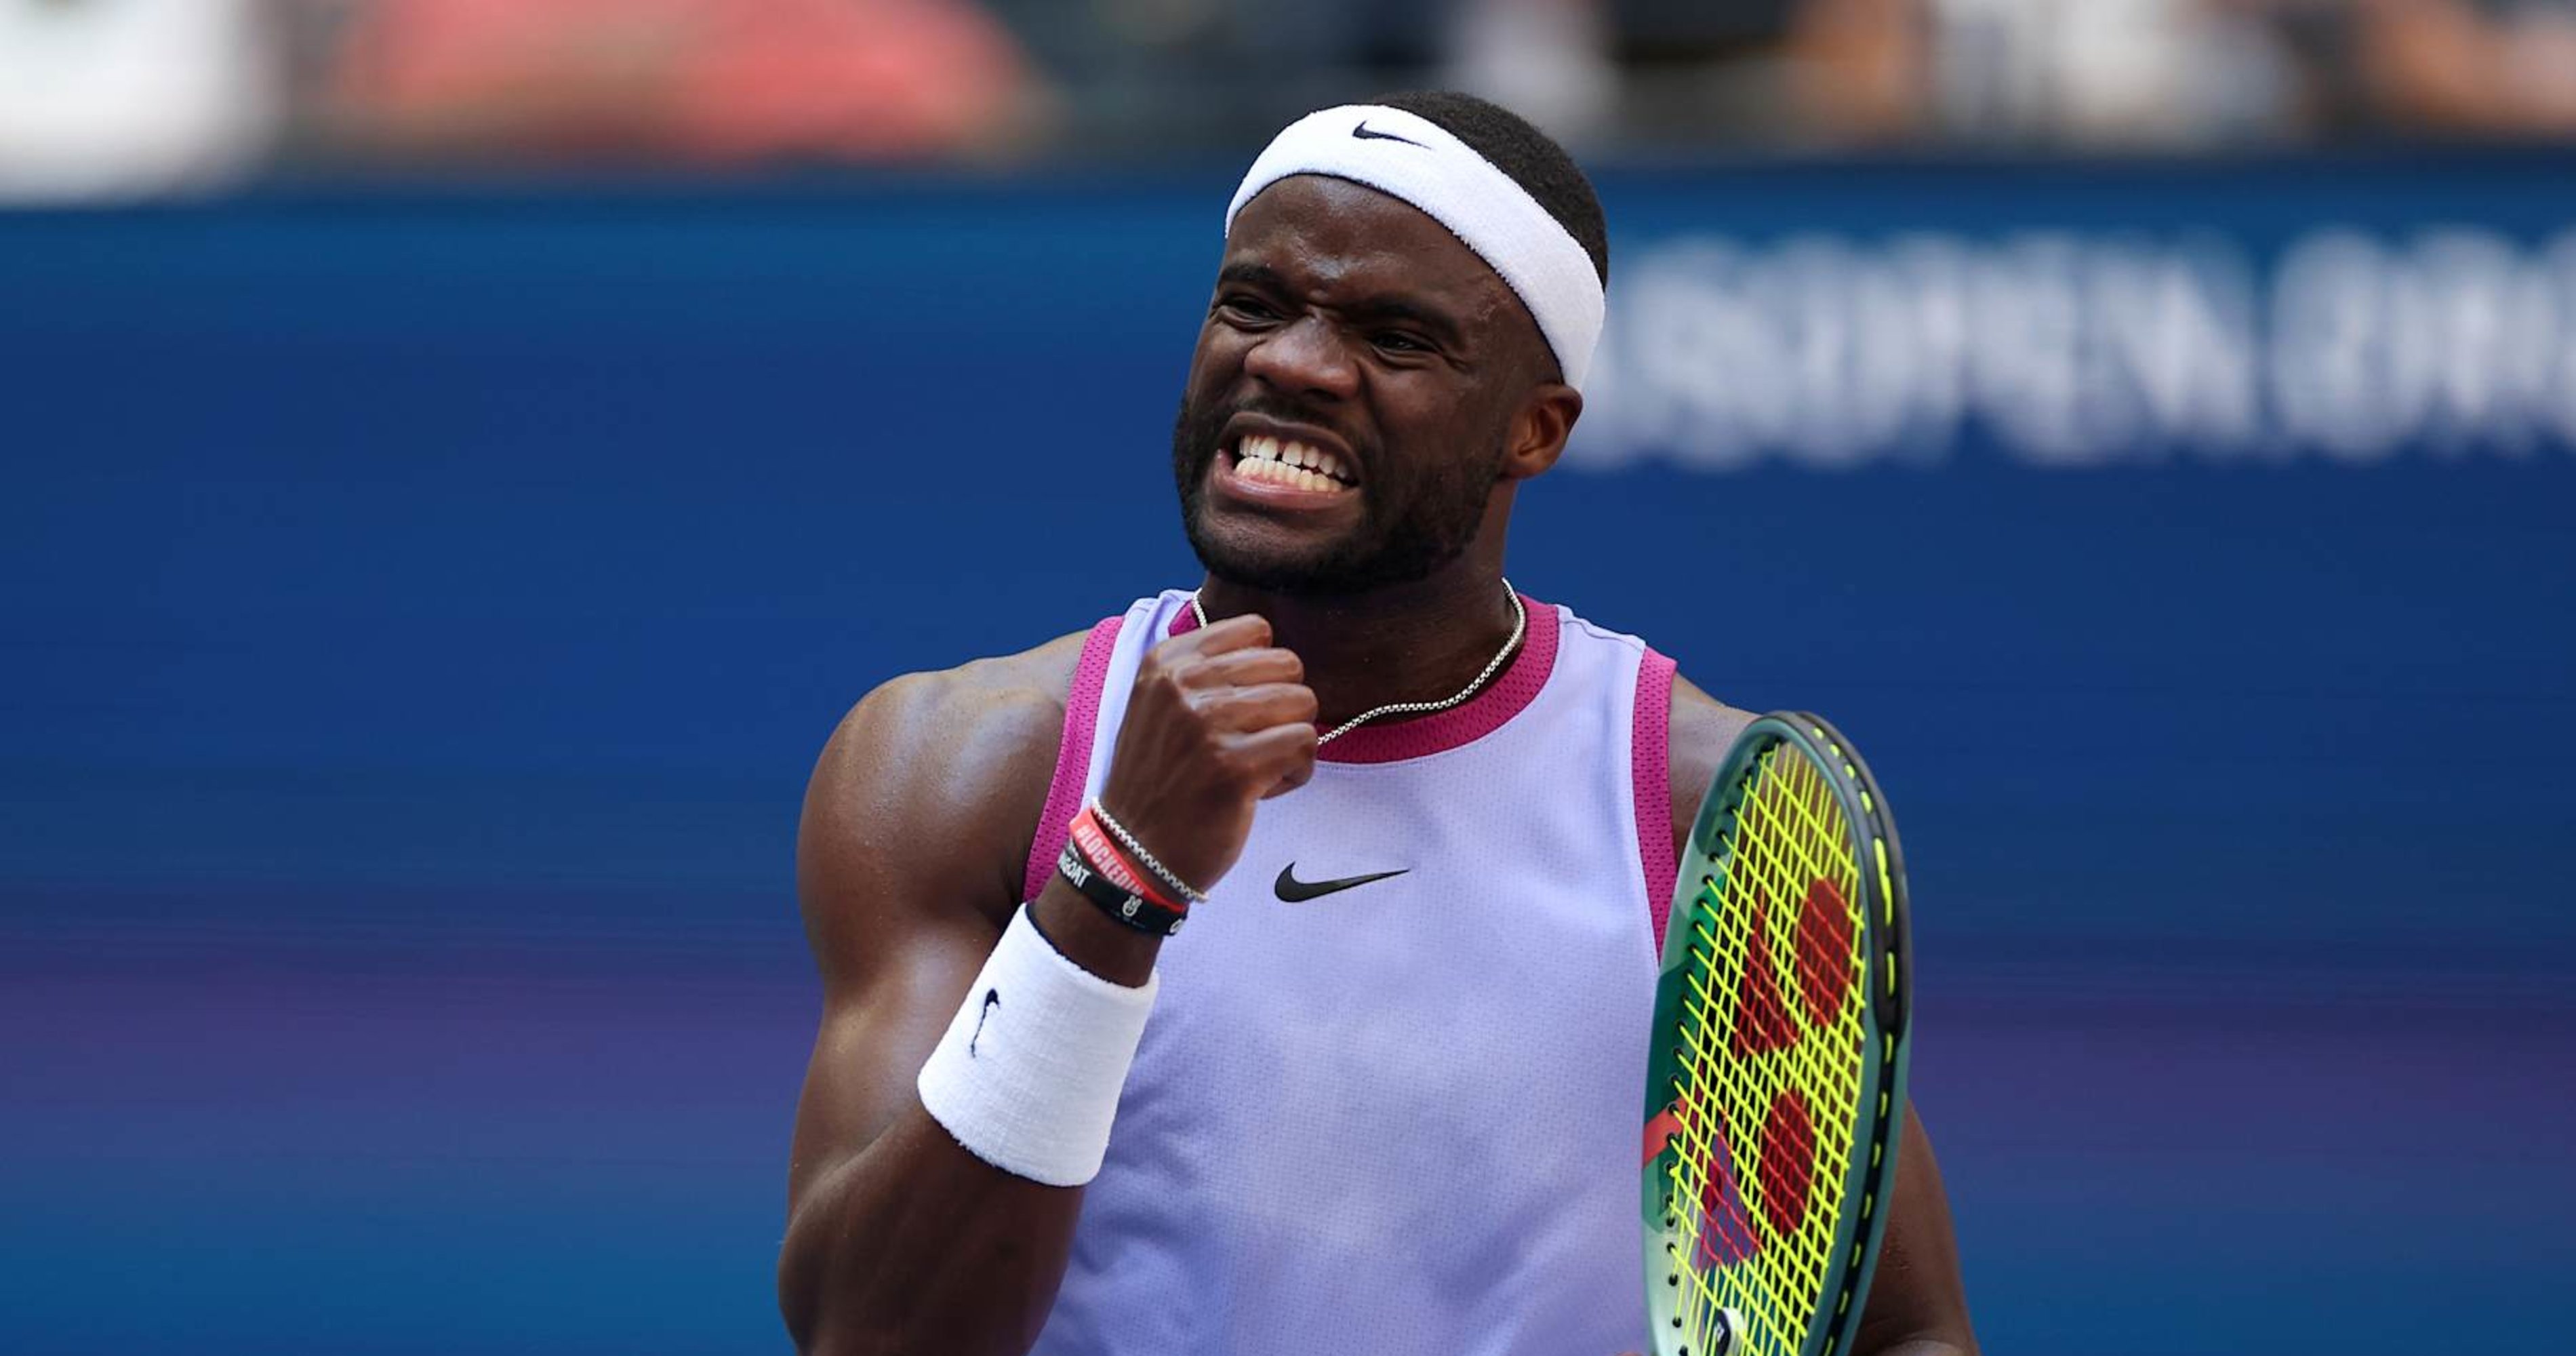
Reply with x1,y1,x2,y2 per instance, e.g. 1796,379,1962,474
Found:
1639,712,1912,1356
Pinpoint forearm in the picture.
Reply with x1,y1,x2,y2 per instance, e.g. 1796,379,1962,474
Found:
782,877,1168,1356
780,1100,1082,1356
1850,1105,1975,1356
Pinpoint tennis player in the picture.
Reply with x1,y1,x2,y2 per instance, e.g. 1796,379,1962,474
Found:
779,92,1975,1356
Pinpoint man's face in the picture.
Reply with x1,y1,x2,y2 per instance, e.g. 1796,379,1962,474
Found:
1171,175,1548,594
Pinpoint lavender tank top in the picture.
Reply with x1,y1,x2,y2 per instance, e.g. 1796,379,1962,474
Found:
1026,589,1680,1356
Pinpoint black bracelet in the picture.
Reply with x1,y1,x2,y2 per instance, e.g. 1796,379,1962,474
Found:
1056,841,1188,937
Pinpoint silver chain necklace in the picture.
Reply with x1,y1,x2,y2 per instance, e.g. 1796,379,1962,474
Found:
1188,582,1527,746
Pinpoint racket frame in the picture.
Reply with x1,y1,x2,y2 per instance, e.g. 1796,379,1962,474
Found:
1640,711,1914,1356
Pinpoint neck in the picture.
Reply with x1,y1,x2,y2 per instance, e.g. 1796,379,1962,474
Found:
1194,559,1520,731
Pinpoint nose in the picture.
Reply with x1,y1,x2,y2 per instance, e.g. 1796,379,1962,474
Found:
1242,313,1359,402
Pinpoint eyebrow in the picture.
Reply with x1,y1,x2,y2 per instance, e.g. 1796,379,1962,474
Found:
1217,261,1470,349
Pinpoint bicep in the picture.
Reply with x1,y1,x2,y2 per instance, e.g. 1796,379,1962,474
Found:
782,673,1057,1206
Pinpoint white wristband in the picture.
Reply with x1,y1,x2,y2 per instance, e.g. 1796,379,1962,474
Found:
915,904,1159,1187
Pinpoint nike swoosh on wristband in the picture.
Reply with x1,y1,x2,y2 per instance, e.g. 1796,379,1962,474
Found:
1274,864,1410,902
970,987,1000,1056
1351,120,1426,147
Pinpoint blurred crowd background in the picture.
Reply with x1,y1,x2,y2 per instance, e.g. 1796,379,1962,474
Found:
7,0,2576,199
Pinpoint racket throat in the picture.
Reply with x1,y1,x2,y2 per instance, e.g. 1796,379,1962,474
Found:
1709,1307,1746,1355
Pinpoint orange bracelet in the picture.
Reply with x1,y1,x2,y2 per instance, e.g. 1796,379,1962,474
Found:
1067,807,1183,913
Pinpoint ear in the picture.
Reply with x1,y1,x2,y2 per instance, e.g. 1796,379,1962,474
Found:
1500,382,1584,483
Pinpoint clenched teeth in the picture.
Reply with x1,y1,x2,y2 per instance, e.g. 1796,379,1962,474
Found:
1235,434,1356,490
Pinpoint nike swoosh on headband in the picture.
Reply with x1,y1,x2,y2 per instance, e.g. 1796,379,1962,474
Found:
1350,120,1425,147
1274,864,1410,902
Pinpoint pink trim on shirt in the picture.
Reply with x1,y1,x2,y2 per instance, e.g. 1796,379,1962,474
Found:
1167,593,1562,764
1024,616,1125,903
1634,647,1680,951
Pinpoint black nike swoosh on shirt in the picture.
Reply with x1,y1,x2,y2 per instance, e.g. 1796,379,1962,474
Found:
1351,120,1426,147
1274,864,1410,902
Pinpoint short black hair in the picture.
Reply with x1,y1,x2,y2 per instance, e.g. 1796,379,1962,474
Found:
1369,90,1609,287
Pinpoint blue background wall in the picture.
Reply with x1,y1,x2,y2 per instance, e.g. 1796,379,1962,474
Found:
3,158,2571,1353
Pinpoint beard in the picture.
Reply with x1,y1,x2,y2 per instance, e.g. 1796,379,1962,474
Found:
1169,391,1505,596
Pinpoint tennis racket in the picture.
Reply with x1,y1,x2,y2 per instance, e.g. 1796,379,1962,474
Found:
1640,712,1913,1356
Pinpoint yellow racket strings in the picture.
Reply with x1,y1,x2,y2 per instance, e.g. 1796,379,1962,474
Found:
1663,744,1868,1356
1683,760,1848,1347
1668,751,1859,1352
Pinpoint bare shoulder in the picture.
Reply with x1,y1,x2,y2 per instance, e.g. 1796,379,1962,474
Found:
1664,673,1759,859
797,629,1091,989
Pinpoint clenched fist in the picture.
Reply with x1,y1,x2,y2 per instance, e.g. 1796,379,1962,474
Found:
1094,613,1317,893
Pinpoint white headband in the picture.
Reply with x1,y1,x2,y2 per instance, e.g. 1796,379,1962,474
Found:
1224,104,1605,391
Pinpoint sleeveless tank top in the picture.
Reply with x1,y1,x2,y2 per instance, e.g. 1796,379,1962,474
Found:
1026,589,1681,1356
